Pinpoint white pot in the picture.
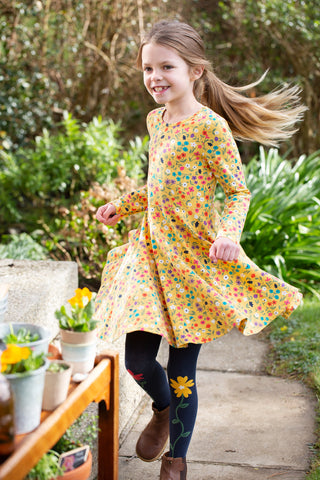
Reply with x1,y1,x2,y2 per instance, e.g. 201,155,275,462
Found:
60,341,96,375
42,360,72,411
5,359,49,434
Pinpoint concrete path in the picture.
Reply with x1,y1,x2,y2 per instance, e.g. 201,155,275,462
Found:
118,328,317,479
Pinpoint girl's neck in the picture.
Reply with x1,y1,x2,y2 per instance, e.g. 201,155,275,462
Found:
163,100,203,124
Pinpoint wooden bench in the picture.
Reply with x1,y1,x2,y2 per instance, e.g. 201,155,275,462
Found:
0,350,119,480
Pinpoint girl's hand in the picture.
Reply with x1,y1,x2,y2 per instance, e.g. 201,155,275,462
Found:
209,237,240,263
96,203,121,226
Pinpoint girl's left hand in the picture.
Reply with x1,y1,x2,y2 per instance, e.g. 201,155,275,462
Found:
209,237,240,263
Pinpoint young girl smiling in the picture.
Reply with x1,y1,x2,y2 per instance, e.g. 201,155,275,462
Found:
95,20,305,480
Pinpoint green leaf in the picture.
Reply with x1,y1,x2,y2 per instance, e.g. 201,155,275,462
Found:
241,148,320,294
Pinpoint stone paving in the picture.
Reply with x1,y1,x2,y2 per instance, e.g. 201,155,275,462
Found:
118,328,317,480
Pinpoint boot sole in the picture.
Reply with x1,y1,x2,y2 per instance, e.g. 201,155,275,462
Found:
136,440,168,462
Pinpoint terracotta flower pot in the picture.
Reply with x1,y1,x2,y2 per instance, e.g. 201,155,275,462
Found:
48,343,62,360
59,329,97,345
56,449,92,480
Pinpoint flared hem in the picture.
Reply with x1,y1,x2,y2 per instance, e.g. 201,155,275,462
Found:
98,288,303,348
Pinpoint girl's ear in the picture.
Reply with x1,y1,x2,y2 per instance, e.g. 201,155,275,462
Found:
190,66,204,81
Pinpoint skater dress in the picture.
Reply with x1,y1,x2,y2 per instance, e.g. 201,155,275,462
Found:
94,106,302,348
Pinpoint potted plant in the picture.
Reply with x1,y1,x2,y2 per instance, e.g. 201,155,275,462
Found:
1,344,48,434
25,411,98,480
23,450,65,480
55,288,97,375
0,323,51,355
42,360,72,411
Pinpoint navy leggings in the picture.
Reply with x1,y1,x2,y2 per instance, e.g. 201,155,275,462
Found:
125,331,201,458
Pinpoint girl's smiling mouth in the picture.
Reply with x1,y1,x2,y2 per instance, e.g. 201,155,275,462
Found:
153,86,169,92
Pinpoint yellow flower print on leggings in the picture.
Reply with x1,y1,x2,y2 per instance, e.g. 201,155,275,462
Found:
169,376,195,455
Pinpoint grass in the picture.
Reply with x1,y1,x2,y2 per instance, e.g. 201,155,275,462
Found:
265,294,320,478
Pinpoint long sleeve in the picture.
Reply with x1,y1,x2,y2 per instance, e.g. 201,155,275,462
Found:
208,117,251,244
110,184,148,218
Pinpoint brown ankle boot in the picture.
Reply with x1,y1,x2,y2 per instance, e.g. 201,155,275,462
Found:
136,403,170,462
160,452,187,480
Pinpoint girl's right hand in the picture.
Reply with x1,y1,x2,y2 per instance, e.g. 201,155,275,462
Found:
209,236,240,263
96,203,121,226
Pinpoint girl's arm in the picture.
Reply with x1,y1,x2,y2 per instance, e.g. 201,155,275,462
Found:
109,184,148,217
96,184,148,226
209,117,251,245
97,112,151,226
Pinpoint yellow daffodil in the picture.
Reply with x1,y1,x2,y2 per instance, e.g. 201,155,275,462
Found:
1,344,31,372
170,376,194,398
68,287,92,309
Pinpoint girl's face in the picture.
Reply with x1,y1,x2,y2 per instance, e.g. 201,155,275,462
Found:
141,42,200,108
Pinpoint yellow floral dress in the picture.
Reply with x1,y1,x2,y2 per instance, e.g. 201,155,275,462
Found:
94,106,302,348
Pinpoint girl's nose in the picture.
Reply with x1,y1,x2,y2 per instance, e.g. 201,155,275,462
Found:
151,70,163,82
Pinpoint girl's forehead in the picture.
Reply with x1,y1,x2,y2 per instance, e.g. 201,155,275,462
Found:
141,42,183,63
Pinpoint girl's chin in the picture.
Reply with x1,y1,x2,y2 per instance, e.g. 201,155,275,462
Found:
149,90,169,103
150,95,166,105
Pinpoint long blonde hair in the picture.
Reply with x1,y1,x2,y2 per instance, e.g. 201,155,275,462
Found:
136,20,306,146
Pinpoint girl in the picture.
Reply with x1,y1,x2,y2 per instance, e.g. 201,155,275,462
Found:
95,20,305,480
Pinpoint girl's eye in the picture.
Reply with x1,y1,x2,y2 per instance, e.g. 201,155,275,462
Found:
144,66,152,72
163,65,173,70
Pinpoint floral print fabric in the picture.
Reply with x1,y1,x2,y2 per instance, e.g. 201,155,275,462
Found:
95,106,302,348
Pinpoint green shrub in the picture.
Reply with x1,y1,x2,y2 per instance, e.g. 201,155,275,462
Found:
240,148,320,295
0,112,148,229
0,62,59,150
0,233,48,260
0,114,147,286
0,0,169,148
41,172,144,288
